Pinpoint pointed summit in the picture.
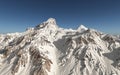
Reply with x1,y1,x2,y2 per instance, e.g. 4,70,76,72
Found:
46,18,56,25
35,18,58,29
77,25,88,32
45,18,58,29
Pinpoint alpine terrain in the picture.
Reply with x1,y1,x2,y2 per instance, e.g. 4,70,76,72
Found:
0,18,120,75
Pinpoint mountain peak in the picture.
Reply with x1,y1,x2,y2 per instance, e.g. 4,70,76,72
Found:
77,25,88,32
46,18,56,25
35,18,58,29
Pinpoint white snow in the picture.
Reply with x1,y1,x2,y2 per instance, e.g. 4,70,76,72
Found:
77,25,88,32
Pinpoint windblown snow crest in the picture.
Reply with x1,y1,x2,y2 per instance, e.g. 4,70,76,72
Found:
0,18,120,75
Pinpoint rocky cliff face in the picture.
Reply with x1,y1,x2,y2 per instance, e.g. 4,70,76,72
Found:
0,18,120,75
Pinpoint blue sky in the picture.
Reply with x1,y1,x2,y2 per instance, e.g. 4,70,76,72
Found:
0,0,120,34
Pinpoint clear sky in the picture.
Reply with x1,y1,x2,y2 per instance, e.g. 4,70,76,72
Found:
0,0,120,34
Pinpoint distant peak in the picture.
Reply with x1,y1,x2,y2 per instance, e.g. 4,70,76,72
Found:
77,25,88,31
46,18,56,25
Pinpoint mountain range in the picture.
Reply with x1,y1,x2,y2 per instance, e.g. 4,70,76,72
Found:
0,18,120,75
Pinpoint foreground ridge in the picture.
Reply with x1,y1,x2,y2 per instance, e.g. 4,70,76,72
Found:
0,18,120,75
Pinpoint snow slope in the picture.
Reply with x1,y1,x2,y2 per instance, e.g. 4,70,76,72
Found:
0,18,120,75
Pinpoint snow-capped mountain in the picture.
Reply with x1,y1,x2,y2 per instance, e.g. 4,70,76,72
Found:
0,18,120,75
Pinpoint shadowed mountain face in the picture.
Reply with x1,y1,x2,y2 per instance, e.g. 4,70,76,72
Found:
0,18,120,75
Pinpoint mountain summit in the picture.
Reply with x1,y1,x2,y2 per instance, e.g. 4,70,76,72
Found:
77,25,88,32
35,18,58,31
0,18,120,75
46,18,57,25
